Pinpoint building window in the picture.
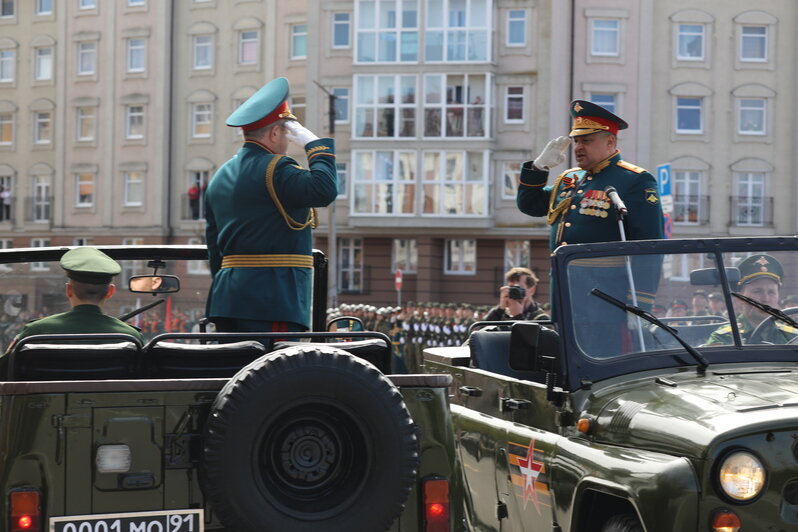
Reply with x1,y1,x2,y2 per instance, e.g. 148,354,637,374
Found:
444,239,476,275
192,103,213,138
423,73,487,137
332,12,351,48
77,42,96,75
677,23,704,60
740,25,767,62
589,93,617,114
31,238,51,271
0,50,15,82
124,171,143,206
425,0,489,62
506,9,526,47
422,150,488,216
590,19,619,56
125,105,144,139
333,87,350,123
504,240,530,271
676,97,702,134
356,0,419,63
673,170,702,224
36,0,52,15
339,237,363,293
127,0,145,6
335,161,348,198
1,0,14,17
193,35,213,70
34,47,53,81
79,0,96,9
291,95,306,124
738,98,766,135
75,173,94,207
504,86,524,123
393,238,417,273
187,237,210,274
291,24,307,59
73,237,91,246
353,150,417,214
238,30,258,65
354,75,416,138
76,106,96,141
32,177,50,223
0,112,13,145
186,170,208,220
126,38,146,73
34,111,52,144
734,172,766,226
0,175,12,222
501,161,520,199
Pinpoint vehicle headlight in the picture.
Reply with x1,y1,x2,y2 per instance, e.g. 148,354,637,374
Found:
718,451,766,501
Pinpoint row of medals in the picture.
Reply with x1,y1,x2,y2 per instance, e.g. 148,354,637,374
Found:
578,189,610,218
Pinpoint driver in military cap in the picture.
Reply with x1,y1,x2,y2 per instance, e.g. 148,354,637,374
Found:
705,254,798,345
205,77,337,335
5,247,144,353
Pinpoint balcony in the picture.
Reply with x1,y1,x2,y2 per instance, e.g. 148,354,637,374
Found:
672,195,710,225
730,196,773,227
180,193,206,221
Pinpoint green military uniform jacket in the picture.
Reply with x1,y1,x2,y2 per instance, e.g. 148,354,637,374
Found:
705,314,798,346
205,138,337,329
11,304,144,346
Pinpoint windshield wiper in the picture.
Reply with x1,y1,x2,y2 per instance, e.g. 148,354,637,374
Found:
591,288,709,373
731,292,798,329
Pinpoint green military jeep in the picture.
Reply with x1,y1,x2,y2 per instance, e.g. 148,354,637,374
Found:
424,236,798,531
0,246,463,532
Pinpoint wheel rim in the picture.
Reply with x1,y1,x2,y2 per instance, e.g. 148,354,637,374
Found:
257,400,371,519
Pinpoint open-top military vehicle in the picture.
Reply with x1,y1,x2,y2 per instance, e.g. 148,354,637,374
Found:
423,236,798,532
0,245,462,532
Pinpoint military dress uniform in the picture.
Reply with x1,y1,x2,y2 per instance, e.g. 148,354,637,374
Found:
205,77,337,332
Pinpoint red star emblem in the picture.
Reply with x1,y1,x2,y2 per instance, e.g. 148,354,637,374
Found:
516,439,543,512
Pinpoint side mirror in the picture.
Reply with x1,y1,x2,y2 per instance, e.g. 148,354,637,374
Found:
129,275,180,294
690,267,740,286
509,321,560,372
327,316,365,332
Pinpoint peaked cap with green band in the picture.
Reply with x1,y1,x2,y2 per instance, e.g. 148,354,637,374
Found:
60,247,121,284
226,77,297,131
737,254,784,286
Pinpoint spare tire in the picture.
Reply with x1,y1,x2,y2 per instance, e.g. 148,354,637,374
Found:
201,344,419,532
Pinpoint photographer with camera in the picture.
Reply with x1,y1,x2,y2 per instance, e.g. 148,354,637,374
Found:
484,267,549,322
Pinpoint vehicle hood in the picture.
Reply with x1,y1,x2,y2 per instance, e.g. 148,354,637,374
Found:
584,368,798,459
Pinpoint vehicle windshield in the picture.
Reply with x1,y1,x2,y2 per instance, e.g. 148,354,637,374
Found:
566,247,798,359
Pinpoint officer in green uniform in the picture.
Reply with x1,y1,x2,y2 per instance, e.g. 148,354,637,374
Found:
205,77,337,334
5,247,144,352
705,254,798,345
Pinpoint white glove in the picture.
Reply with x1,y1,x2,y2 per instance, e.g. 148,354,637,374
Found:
284,120,319,147
534,136,571,170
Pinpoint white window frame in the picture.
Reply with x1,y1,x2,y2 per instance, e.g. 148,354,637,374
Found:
504,86,524,124
75,173,94,207
0,50,16,83
76,106,96,141
126,38,146,73
125,105,145,140
335,161,348,198
677,23,705,61
423,0,490,63
192,35,213,70
73,237,91,246
34,111,52,144
506,9,526,47
36,0,52,15
187,237,210,274
444,239,476,275
421,150,489,217
127,0,145,6
422,73,488,138
354,74,417,139
31,238,51,271
352,150,418,215
672,170,703,225
32,177,50,223
291,24,307,60
77,42,96,76
355,0,420,64
737,98,766,136
333,87,350,124
504,240,530,271
734,172,766,227
79,0,97,9
338,237,364,293
237,30,259,65
191,103,213,138
675,97,703,135
590,18,620,56
332,12,351,49
34,47,53,81
392,238,418,274
740,25,767,62
501,161,521,199
0,112,13,145
1,0,14,18
588,93,617,114
123,171,144,207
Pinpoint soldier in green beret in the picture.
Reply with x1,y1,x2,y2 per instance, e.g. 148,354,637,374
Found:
705,254,798,345
5,247,144,353
205,77,337,335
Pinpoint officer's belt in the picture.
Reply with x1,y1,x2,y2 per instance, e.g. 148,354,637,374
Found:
221,254,313,269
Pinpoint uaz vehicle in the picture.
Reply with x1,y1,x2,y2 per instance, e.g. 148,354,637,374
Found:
0,245,463,532
423,236,798,531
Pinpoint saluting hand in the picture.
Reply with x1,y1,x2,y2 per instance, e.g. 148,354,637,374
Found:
533,136,571,171
284,120,320,147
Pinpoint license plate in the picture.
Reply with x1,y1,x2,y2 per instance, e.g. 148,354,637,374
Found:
49,509,203,532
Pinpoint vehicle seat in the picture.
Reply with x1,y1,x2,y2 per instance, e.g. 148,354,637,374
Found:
145,340,267,378
469,330,545,382
272,339,391,374
650,321,728,348
10,342,142,381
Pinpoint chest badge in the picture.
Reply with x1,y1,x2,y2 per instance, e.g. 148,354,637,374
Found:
579,190,610,218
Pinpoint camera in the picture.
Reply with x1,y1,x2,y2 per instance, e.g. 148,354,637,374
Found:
508,285,526,300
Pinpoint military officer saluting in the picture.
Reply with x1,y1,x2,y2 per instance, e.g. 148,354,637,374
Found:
517,100,664,250
205,77,337,334
5,247,144,353
705,254,798,346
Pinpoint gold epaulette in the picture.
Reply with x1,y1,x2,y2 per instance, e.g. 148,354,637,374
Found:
617,160,647,174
